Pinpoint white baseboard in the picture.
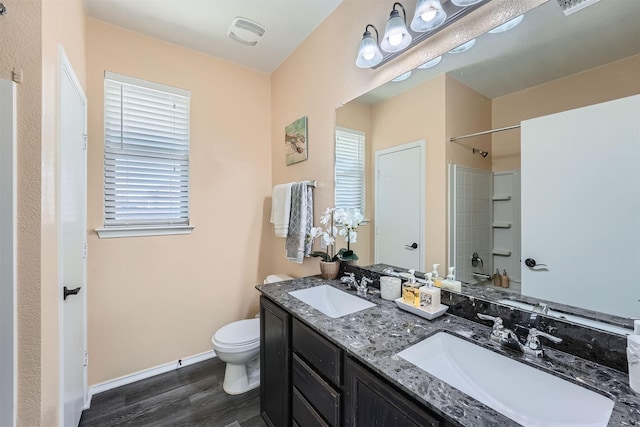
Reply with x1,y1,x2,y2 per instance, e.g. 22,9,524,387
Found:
88,350,217,399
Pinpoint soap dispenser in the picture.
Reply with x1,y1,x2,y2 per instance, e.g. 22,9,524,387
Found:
431,264,443,288
400,269,420,307
419,273,441,313
441,267,462,292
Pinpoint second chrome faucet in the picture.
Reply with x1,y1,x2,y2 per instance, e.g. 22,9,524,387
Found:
477,313,562,358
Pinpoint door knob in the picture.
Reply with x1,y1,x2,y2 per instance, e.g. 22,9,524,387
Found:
405,242,418,249
63,286,81,300
524,258,547,268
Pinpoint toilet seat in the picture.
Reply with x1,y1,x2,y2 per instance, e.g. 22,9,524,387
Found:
213,318,259,347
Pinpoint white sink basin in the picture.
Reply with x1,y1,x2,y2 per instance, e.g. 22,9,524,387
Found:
288,285,375,318
398,332,614,427
498,299,632,336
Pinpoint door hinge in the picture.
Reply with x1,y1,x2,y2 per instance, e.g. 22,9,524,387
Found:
82,243,88,259
84,351,88,367
82,134,88,149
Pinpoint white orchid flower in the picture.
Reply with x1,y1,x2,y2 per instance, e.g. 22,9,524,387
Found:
349,230,357,243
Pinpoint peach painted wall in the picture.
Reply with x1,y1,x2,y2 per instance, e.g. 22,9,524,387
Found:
445,75,492,171
268,0,544,278
335,101,372,264
0,1,43,424
492,54,640,171
86,19,271,385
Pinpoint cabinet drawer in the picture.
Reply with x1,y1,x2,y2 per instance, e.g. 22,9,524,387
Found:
292,387,330,427
292,318,342,386
292,353,341,426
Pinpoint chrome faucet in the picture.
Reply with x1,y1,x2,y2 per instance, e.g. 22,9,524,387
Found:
477,313,562,358
340,273,358,289
357,276,373,297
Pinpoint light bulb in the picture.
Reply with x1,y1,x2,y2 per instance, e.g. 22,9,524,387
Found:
363,51,375,61
388,33,403,46
421,8,437,22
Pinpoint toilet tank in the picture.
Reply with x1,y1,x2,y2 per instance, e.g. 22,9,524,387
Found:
264,274,293,284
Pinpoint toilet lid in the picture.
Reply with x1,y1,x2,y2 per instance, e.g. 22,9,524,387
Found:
214,318,260,346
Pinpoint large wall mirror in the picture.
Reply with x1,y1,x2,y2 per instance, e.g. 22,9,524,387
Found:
336,0,640,329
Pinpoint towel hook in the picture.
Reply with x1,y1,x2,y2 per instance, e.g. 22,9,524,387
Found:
0,3,7,15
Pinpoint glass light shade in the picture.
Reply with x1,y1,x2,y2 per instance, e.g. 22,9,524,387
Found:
417,55,442,69
450,0,483,6
356,32,383,68
411,0,447,32
381,9,412,52
392,71,412,82
488,15,524,33
448,38,475,53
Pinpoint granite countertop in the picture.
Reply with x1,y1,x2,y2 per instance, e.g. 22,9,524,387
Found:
256,276,640,427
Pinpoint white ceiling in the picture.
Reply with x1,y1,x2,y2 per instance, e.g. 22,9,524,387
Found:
84,0,343,73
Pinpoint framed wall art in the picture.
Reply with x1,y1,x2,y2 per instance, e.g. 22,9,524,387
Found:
285,116,308,165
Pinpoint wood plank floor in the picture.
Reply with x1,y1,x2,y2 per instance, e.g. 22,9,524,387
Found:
79,358,267,427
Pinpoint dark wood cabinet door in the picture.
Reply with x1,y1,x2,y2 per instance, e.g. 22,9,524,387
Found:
260,296,291,427
344,357,440,427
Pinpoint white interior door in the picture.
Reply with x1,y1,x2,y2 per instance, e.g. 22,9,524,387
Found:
59,48,88,426
375,141,424,271
0,79,17,427
521,95,640,317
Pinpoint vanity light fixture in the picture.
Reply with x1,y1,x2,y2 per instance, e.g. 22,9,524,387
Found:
417,55,442,69
392,71,412,82
448,38,476,53
356,0,490,69
381,2,412,52
410,0,447,32
356,25,384,68
488,14,524,33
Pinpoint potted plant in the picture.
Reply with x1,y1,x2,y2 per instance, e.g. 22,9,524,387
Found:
309,208,340,279
335,207,364,265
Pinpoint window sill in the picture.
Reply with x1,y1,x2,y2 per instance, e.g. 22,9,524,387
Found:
95,225,194,239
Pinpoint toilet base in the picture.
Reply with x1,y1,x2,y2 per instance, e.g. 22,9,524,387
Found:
222,358,260,395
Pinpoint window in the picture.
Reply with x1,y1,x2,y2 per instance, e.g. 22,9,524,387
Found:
97,71,192,238
335,127,365,212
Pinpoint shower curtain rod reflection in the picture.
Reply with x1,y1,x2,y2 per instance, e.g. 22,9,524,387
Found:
449,124,521,142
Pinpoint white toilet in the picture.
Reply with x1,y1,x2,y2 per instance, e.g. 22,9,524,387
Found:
212,274,293,395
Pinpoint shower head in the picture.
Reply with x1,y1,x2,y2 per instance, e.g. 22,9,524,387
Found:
472,148,489,158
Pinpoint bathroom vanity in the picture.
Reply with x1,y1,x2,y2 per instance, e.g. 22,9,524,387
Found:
257,276,640,427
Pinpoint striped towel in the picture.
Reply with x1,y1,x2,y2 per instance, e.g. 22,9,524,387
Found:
285,182,313,263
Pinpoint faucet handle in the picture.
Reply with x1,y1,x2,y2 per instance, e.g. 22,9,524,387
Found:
360,277,373,286
525,328,562,350
477,313,502,326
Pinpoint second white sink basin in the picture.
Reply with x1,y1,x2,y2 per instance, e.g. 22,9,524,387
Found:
398,332,614,427
288,285,375,318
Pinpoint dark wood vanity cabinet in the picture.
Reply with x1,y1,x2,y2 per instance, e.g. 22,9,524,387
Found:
260,296,445,427
344,357,440,427
260,296,291,427
291,318,342,426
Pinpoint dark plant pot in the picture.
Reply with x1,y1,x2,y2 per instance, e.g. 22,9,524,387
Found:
319,260,340,280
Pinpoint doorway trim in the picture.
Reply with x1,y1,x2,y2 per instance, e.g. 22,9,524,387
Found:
0,79,17,427
374,140,425,271
57,45,89,426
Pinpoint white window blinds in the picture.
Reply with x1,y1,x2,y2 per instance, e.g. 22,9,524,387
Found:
335,127,365,211
103,72,190,228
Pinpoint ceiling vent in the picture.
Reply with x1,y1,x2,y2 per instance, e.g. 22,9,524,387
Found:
227,17,267,46
556,0,601,16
